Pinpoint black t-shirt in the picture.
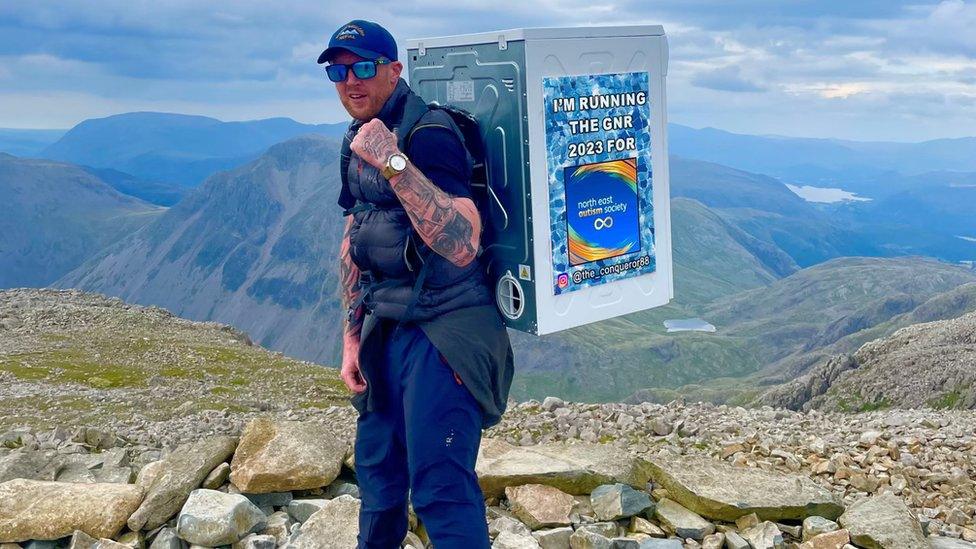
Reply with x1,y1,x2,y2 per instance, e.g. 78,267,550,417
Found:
337,125,471,210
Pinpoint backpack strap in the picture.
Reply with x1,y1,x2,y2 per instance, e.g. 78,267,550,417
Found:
350,258,431,329
397,249,432,330
404,117,485,260
396,94,430,151
339,120,363,208
347,271,405,323
396,95,448,325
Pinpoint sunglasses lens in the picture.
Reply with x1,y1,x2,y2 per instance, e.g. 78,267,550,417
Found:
351,61,377,79
325,64,346,82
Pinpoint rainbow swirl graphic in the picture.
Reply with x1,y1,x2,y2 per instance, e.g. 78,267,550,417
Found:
571,158,638,193
566,158,640,265
568,225,637,264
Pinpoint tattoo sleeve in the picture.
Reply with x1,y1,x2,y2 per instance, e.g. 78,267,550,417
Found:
388,162,481,267
339,216,363,338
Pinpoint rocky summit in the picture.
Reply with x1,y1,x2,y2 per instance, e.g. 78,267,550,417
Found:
1,289,975,548
1,403,973,548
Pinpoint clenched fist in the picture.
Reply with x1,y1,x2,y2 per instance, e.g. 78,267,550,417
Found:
350,118,399,170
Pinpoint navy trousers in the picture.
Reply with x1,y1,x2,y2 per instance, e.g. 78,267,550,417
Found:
354,323,490,548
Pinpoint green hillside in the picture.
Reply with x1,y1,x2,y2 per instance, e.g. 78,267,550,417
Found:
667,198,784,303
511,257,976,403
0,289,349,431
762,281,976,386
704,257,976,361
509,197,791,402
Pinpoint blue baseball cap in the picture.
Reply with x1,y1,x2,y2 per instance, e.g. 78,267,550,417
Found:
317,20,398,64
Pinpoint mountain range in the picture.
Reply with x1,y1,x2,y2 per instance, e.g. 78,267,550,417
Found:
0,110,972,406
0,153,163,288
54,135,348,364
0,128,65,158
16,113,974,263
52,136,808,368
43,132,976,405
7,113,976,199
668,124,976,189
39,112,347,188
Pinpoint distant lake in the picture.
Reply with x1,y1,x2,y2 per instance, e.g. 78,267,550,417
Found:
664,318,716,333
785,184,871,203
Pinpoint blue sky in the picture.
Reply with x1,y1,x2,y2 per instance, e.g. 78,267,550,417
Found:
1,1,974,141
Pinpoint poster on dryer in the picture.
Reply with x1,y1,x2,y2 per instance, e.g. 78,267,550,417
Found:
543,71,656,295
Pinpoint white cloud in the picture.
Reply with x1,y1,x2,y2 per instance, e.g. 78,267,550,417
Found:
1,0,975,140
291,41,325,62
691,65,767,92
787,82,873,99
871,1,976,62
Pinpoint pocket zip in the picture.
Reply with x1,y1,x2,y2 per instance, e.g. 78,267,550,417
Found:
438,351,464,386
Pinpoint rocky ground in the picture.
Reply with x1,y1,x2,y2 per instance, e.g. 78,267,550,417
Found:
1,408,974,549
1,289,975,548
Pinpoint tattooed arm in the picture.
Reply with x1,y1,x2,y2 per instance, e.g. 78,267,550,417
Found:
350,118,481,267
339,215,366,393
388,162,480,267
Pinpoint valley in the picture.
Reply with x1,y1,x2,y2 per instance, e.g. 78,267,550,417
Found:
2,114,974,408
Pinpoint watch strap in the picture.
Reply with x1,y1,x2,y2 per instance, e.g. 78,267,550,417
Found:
381,153,407,179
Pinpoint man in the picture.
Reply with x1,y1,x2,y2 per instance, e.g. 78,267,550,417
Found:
318,20,514,547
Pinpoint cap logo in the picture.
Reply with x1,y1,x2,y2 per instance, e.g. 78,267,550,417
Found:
335,24,365,41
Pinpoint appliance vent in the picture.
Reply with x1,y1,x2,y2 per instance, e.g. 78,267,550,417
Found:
496,272,525,320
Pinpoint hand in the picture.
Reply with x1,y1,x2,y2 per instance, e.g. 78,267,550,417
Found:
349,118,399,170
340,343,367,394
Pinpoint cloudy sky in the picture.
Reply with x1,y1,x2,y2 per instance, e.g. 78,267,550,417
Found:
1,0,974,141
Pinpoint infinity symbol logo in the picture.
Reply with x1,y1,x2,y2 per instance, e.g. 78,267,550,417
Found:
593,216,614,230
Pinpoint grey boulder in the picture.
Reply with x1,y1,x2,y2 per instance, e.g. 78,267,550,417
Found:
283,495,360,549
590,483,653,521
127,436,238,532
230,419,350,494
647,456,843,522
838,494,927,549
476,439,653,499
0,479,143,542
175,489,267,547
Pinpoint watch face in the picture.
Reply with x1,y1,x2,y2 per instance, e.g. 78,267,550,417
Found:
390,154,407,171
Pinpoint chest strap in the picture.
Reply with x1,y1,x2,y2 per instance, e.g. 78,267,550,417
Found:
347,245,434,328
342,201,376,217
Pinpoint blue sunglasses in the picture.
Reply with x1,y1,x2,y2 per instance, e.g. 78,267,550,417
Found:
325,58,390,82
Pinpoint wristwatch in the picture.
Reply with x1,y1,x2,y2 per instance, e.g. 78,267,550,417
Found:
381,152,408,179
